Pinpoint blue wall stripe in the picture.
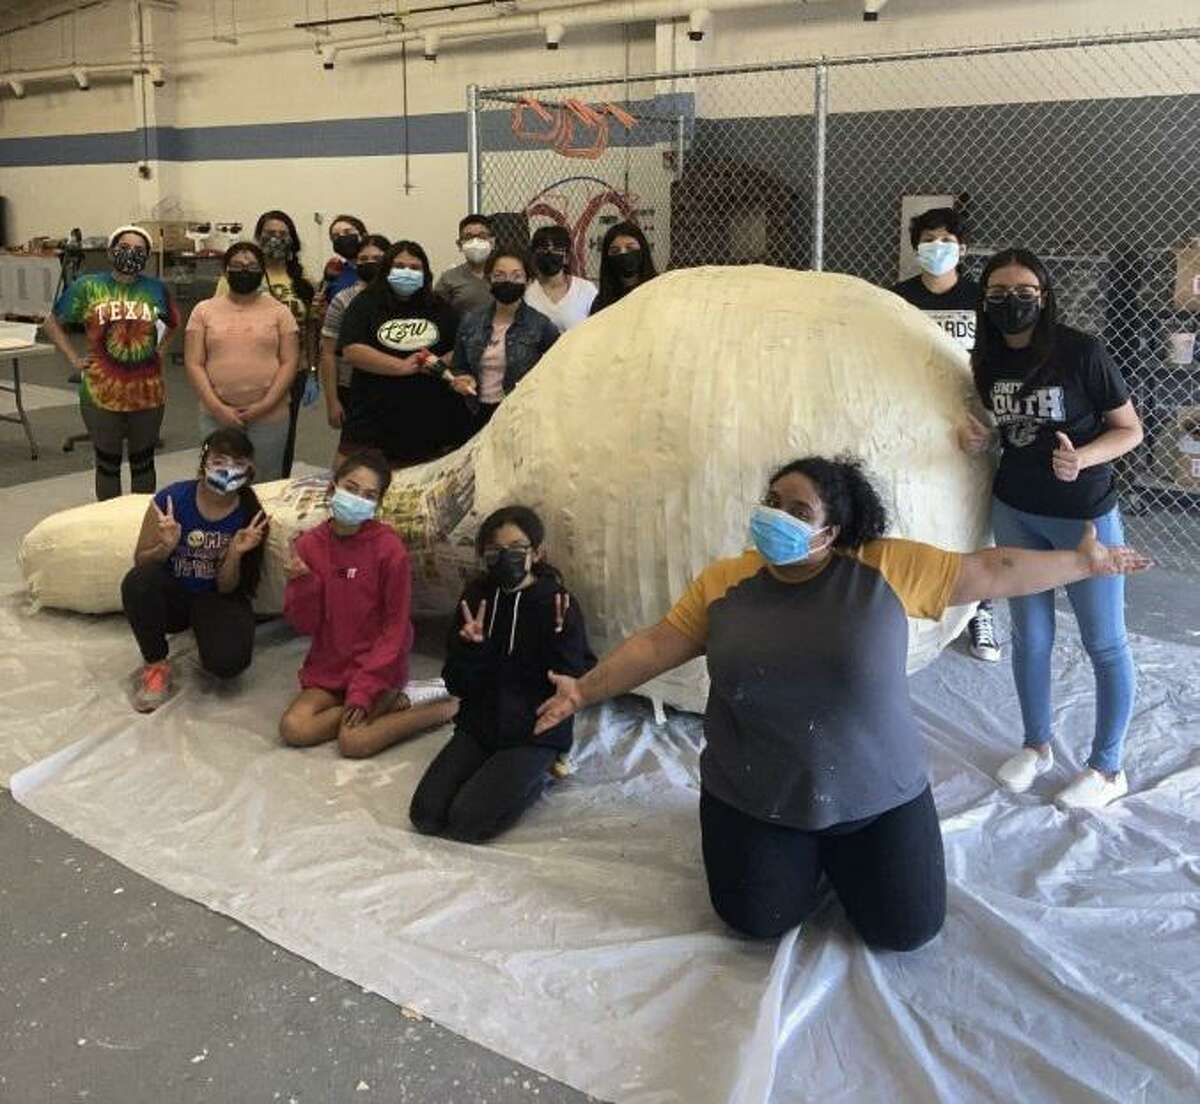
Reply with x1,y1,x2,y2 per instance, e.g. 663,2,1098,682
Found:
0,93,696,167
0,128,142,166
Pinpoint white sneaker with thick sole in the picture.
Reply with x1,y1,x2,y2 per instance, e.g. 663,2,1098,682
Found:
996,746,1054,793
402,678,452,707
1056,768,1128,810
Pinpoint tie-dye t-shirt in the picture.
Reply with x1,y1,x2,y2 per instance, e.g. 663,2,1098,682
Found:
53,273,179,413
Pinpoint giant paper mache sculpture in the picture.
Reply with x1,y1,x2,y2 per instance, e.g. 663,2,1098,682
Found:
21,267,991,712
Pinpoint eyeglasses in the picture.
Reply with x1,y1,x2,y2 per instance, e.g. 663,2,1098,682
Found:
534,246,568,256
490,274,527,284
985,286,1042,304
483,543,531,559
227,264,262,273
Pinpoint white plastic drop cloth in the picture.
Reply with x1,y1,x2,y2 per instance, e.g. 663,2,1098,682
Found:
4,475,1199,1104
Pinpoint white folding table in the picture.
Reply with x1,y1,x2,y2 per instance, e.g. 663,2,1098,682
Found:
1,342,58,460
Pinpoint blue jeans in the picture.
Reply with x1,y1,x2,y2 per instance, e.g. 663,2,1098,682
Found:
990,497,1135,774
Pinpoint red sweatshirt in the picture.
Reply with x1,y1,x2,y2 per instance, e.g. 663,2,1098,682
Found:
283,519,414,711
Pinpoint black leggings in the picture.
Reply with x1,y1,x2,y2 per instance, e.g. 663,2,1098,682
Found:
700,785,945,951
409,728,558,843
80,399,163,501
121,562,256,678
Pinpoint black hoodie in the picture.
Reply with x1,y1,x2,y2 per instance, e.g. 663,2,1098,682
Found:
443,571,596,752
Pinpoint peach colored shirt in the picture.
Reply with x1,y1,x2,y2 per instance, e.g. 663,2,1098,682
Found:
187,293,298,421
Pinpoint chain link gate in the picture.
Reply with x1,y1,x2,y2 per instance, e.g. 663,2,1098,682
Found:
470,28,1200,574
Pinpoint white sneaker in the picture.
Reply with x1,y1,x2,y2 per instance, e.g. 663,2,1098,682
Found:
996,746,1054,793
402,678,452,707
1056,768,1128,810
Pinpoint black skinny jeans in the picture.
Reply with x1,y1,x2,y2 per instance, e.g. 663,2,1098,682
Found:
121,562,256,677
700,785,946,951
409,728,558,843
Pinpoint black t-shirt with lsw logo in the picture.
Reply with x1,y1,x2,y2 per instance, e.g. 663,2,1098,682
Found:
976,323,1130,519
337,287,467,463
892,274,979,351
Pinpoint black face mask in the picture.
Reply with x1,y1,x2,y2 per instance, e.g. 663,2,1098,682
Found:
533,250,565,277
227,269,264,295
613,249,643,279
355,261,380,284
111,244,148,275
490,281,525,305
986,296,1041,336
333,233,361,261
485,548,530,591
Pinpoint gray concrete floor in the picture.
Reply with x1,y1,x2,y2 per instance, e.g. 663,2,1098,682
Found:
3,339,1198,1104
0,794,599,1104
1,340,599,1104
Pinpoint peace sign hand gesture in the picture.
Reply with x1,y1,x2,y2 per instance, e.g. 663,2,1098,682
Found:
285,536,310,580
459,599,488,644
153,496,182,555
230,511,268,556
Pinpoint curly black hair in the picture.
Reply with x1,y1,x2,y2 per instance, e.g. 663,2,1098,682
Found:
766,454,888,550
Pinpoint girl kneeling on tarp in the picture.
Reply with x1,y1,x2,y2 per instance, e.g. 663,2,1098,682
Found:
409,505,595,842
279,449,457,757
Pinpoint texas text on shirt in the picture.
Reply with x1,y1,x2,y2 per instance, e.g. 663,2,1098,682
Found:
53,272,179,412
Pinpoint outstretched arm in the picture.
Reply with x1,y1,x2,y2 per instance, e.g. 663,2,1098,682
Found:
951,521,1151,606
534,620,702,734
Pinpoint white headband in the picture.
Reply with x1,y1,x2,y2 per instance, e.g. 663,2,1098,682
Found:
108,224,152,250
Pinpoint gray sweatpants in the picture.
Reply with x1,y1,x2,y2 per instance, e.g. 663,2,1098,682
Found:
79,397,164,501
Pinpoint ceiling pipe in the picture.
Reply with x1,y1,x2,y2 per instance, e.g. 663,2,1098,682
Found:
315,0,823,68
0,59,165,96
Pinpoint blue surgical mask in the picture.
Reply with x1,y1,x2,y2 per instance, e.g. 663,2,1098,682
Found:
387,268,424,297
330,487,377,527
749,505,828,566
915,241,959,277
204,463,251,495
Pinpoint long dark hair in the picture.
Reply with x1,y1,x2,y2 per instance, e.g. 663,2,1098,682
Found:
254,209,314,306
767,455,888,550
474,505,562,584
198,427,266,599
596,221,657,308
971,247,1059,400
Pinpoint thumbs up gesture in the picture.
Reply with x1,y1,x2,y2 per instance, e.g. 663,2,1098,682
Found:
1052,431,1081,482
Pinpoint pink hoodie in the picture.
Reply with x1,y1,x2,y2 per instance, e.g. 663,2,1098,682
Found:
283,519,414,711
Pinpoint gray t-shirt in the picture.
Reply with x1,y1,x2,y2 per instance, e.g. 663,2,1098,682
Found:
434,262,492,317
667,542,962,830
321,281,366,388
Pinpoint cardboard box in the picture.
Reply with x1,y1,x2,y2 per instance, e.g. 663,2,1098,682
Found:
139,220,190,252
1169,406,1200,489
1174,240,1200,310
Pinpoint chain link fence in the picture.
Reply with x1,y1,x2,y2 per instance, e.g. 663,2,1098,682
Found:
471,28,1200,574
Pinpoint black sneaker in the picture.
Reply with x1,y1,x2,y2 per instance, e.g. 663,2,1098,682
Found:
968,604,1001,663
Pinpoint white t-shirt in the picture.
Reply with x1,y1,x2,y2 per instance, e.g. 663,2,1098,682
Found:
524,276,597,333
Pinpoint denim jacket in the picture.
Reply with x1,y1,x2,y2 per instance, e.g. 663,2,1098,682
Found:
452,300,559,399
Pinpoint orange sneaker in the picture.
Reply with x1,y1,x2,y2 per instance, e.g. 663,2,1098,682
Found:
134,660,171,713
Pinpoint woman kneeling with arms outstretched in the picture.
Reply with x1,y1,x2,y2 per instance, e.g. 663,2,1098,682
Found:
279,449,458,757
535,455,1150,950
